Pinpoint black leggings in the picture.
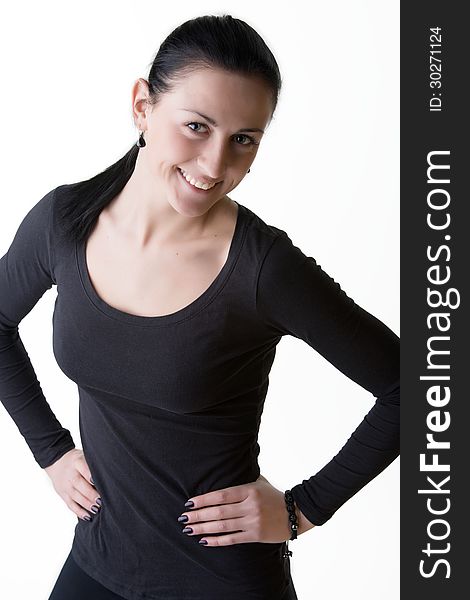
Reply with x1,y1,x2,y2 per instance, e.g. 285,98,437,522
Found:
48,549,298,599
48,550,126,599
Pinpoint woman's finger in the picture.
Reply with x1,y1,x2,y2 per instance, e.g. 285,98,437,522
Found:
72,464,102,508
65,496,95,522
75,457,98,492
198,531,252,547
182,516,247,537
70,486,101,517
180,501,245,526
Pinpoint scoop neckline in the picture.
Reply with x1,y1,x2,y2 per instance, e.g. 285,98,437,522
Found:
76,201,248,327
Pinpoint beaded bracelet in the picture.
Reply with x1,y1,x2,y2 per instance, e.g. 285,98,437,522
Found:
282,489,298,558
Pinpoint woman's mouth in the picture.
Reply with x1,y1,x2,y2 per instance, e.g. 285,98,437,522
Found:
177,167,219,193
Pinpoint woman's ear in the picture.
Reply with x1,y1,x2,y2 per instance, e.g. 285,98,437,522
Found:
131,78,151,129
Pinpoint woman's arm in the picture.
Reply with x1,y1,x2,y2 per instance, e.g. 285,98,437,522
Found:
0,188,76,469
256,231,399,527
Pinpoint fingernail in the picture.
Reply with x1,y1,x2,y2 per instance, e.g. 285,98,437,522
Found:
182,527,193,534
90,477,95,486
90,505,99,514
177,515,189,523
96,498,102,506
184,500,194,508
82,515,92,522
199,539,208,545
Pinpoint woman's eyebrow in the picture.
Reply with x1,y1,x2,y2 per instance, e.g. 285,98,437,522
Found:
179,108,265,133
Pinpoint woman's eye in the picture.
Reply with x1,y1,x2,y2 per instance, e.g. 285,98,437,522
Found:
234,134,258,146
185,122,259,147
187,122,208,133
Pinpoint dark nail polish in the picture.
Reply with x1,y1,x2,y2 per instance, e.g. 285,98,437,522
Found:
182,527,193,534
96,498,102,506
90,505,99,514
178,515,189,523
184,500,194,508
199,539,208,545
83,515,92,521
90,477,95,486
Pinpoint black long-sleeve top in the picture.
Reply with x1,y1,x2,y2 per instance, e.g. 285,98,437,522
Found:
0,184,399,599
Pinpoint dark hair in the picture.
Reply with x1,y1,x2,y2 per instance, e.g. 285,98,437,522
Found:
56,14,282,244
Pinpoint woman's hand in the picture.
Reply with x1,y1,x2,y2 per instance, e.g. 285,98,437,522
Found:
178,473,316,546
44,448,102,522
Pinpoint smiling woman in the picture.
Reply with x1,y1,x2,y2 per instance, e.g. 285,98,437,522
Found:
126,67,272,220
0,11,399,600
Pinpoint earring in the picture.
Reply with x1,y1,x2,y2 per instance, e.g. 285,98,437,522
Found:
136,129,146,148
247,168,251,173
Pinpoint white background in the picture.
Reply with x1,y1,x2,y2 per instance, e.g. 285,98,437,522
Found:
0,1,399,598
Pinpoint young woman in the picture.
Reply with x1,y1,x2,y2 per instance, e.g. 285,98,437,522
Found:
0,14,399,600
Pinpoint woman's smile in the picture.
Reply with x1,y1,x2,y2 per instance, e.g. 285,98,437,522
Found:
177,166,221,193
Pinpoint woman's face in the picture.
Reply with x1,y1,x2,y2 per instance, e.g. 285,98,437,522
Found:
133,67,273,217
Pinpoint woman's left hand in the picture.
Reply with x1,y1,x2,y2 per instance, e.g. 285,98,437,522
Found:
178,474,315,546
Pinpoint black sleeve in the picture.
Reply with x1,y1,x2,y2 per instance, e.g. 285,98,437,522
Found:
0,188,76,469
256,232,399,526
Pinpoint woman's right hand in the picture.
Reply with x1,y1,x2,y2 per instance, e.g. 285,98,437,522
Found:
44,448,102,522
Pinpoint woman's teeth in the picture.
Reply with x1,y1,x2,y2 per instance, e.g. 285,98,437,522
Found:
178,168,216,190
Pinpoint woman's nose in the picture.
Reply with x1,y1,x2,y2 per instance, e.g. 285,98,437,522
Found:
198,143,227,179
